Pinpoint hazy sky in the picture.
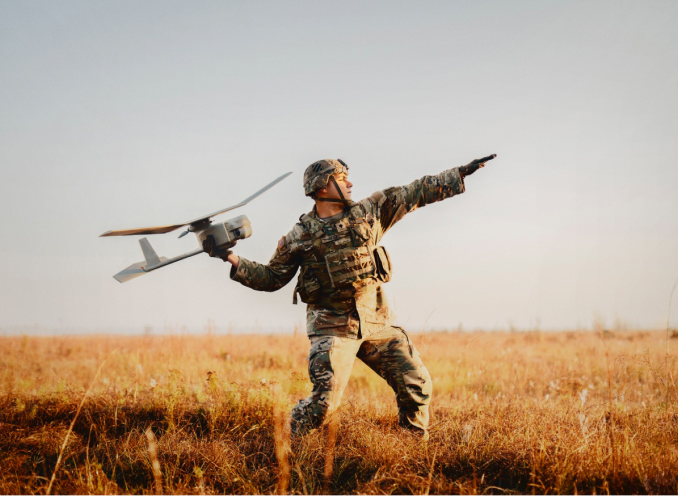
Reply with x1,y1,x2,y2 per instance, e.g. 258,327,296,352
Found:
1,0,677,334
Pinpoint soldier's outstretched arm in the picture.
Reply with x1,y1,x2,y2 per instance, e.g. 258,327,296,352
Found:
228,232,300,292
370,154,497,233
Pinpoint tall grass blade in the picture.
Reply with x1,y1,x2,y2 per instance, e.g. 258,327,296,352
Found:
145,427,164,494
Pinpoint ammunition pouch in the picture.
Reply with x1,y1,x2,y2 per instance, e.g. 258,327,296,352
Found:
323,245,375,288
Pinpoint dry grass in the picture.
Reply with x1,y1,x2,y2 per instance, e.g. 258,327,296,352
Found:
1,330,677,494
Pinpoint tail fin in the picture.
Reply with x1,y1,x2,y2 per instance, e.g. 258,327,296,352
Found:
139,238,161,266
113,237,168,283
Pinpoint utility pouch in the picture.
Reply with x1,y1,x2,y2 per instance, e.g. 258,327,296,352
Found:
373,245,392,283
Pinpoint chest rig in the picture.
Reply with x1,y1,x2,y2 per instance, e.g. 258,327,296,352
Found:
292,203,392,304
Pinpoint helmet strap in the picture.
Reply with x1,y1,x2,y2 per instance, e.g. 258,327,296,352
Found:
317,175,351,207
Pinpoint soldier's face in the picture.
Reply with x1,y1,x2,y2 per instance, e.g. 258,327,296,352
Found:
332,172,353,200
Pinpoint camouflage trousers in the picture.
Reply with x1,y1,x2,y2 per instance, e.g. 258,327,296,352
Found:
290,326,432,436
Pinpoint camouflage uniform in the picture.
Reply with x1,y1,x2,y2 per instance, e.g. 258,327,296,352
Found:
230,164,466,435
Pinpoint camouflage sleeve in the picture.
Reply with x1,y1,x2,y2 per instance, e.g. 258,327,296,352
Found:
229,229,300,292
368,167,465,233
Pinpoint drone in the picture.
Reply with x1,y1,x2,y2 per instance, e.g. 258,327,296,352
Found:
101,171,292,283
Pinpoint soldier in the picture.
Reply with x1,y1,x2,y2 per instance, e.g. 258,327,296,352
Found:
203,154,496,439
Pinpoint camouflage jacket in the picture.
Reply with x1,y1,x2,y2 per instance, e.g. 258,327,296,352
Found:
230,167,466,339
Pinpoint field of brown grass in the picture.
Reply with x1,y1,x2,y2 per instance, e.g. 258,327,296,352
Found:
1,329,677,494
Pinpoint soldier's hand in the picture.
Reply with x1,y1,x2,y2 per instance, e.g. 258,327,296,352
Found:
202,235,232,261
459,154,497,178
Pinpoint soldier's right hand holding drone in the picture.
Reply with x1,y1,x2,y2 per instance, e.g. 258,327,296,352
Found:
202,235,232,261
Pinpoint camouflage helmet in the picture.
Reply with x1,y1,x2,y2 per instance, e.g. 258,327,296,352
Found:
303,159,349,197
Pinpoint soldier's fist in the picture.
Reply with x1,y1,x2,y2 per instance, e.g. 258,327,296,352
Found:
459,154,497,178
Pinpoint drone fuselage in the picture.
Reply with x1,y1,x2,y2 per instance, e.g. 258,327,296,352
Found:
195,214,252,251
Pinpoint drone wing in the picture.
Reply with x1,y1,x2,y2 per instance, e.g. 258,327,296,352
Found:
183,171,293,226
99,171,292,237
100,224,186,237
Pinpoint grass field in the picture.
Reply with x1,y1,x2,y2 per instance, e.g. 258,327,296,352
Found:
1,329,677,494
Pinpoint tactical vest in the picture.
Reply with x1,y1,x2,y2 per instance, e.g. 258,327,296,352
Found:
292,203,392,305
